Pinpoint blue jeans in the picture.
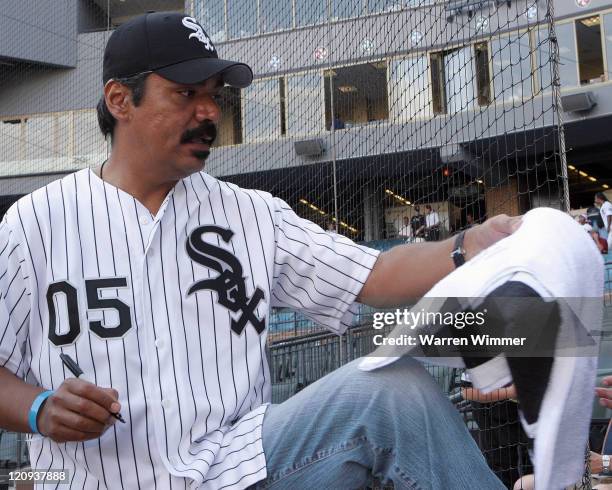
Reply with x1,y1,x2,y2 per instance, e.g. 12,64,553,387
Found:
254,357,504,490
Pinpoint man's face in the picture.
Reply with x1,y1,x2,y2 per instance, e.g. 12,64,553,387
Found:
578,215,586,224
595,197,603,208
126,73,223,179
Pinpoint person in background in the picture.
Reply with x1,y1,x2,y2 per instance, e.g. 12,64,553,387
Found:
424,204,441,241
332,115,345,130
398,216,412,241
578,214,607,253
578,213,594,233
411,205,426,239
595,192,612,252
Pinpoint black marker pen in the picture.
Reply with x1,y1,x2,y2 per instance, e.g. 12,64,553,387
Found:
60,353,126,424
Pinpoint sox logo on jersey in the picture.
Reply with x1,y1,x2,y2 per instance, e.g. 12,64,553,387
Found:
186,225,266,335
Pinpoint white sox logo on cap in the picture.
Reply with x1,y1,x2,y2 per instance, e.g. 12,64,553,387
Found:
181,16,214,51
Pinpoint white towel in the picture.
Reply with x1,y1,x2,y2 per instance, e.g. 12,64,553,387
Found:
360,207,604,489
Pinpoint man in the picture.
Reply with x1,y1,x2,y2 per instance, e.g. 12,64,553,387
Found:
0,13,519,489
410,205,426,239
595,192,612,251
397,216,412,241
424,204,441,241
578,213,593,233
578,213,607,253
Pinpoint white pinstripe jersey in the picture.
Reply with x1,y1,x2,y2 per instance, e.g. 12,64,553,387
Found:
0,169,379,489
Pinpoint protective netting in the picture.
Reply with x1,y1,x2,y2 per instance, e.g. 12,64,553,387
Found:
0,1,567,225
203,0,567,238
0,1,594,488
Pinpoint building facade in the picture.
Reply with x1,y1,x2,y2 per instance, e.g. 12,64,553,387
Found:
0,0,611,239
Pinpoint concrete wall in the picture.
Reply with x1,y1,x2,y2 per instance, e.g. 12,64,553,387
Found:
0,0,77,68
0,31,108,117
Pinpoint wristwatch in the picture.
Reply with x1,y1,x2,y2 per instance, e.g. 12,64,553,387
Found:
603,454,610,473
450,231,467,268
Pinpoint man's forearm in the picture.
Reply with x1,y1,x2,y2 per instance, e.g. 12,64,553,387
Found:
357,215,520,307
0,366,44,433
358,236,456,307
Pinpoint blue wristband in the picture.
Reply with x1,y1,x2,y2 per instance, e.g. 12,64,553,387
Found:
28,390,54,434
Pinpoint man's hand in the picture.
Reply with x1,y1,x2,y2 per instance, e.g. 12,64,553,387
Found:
37,378,121,443
464,214,522,261
595,376,612,409
590,451,603,474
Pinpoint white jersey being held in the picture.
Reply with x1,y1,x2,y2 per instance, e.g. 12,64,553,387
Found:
0,169,379,489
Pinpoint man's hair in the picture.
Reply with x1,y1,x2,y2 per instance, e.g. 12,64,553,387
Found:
595,192,609,202
97,72,150,140
425,204,432,211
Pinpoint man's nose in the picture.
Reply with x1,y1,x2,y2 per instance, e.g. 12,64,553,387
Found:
195,97,221,124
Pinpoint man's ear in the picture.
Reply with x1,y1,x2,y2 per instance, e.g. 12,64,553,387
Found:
104,80,133,123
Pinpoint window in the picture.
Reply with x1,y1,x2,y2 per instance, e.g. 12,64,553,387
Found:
295,0,327,26
445,47,476,113
603,14,612,85
0,119,22,164
367,0,404,14
279,78,287,136
389,57,432,121
324,62,389,130
55,114,72,158
214,87,243,147
431,47,477,114
24,115,56,161
491,33,533,105
260,0,293,32
286,73,325,136
536,23,578,91
243,79,282,142
74,111,107,162
227,0,257,38
194,0,226,42
474,42,491,106
576,16,605,85
330,0,364,20
430,52,447,114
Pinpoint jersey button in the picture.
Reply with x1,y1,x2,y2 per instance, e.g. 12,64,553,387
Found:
161,399,171,410
155,338,164,349
139,215,150,226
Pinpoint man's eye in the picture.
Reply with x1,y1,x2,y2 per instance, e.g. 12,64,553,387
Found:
212,94,223,103
179,89,196,97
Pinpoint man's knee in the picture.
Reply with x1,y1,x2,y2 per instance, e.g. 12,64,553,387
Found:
340,357,446,409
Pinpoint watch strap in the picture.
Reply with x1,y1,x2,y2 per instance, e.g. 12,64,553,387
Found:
450,231,467,268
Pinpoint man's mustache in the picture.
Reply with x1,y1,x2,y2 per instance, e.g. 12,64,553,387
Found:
180,121,217,145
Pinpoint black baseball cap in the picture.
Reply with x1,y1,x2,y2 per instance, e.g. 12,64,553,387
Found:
103,12,253,88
